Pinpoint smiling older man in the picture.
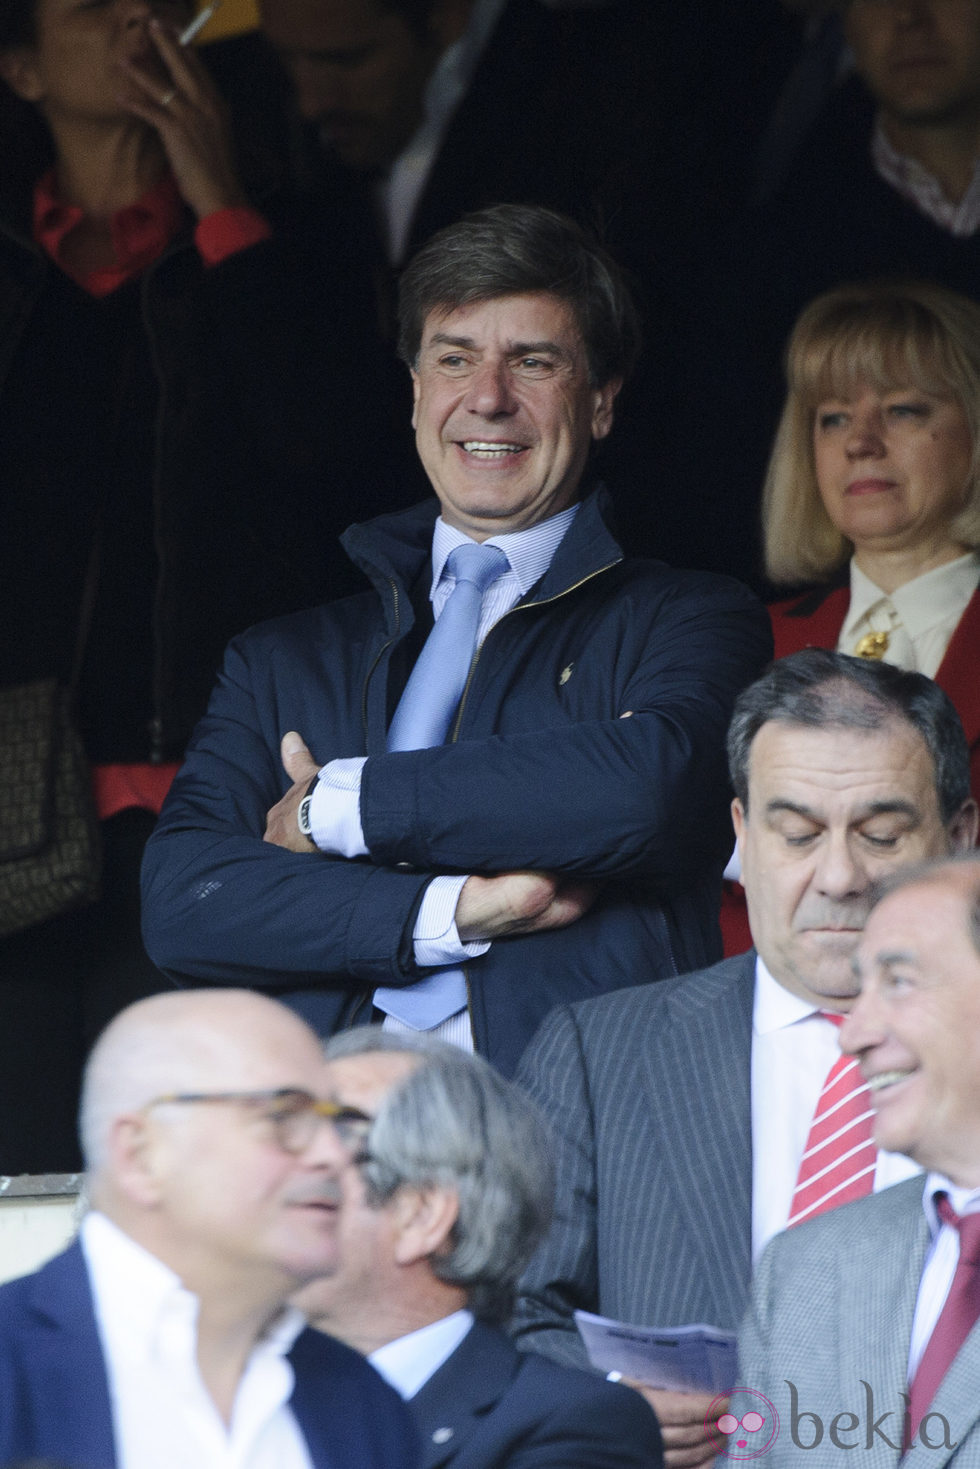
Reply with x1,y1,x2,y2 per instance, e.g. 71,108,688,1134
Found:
737,853,980,1464
0,989,417,1469
142,202,769,1075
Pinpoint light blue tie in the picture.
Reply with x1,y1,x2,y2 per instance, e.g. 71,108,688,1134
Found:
386,542,509,751
374,541,508,1029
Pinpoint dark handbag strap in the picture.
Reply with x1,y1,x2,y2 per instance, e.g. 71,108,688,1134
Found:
67,530,101,701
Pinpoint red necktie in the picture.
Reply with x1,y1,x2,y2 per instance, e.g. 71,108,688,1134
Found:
787,1012,876,1228
908,1197,980,1443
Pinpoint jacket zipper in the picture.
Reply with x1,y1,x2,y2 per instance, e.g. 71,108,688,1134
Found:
453,555,623,1025
361,577,401,743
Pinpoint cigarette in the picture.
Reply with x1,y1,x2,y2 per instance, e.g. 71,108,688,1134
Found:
179,1,221,45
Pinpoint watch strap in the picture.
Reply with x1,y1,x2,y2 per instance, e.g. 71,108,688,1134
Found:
297,772,320,845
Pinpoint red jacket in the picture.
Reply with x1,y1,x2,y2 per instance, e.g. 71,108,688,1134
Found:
769,581,980,802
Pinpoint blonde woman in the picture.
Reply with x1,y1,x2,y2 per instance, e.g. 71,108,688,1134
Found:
765,278,980,798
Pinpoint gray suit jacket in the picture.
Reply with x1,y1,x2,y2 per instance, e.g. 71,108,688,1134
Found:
513,952,756,1367
738,1176,980,1467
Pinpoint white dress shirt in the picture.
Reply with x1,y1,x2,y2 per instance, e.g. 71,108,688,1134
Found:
908,1175,980,1380
308,504,579,1043
376,0,507,264
369,1310,475,1400
81,1212,313,1469
838,554,979,679
751,957,919,1260
872,122,980,238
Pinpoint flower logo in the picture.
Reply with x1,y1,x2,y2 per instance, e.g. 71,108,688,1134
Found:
705,1388,780,1459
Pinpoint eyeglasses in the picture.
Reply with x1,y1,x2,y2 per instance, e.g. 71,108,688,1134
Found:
144,1088,374,1156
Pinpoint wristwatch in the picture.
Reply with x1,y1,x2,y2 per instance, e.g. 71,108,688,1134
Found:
297,773,320,847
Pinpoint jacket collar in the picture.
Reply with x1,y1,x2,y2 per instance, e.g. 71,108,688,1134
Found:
18,1240,117,1468
934,583,980,754
408,1318,519,1469
340,485,624,639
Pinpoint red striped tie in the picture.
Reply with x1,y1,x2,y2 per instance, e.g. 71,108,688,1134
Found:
787,1012,876,1228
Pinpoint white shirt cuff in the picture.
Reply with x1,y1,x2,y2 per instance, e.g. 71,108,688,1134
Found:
414,876,491,967
309,758,368,857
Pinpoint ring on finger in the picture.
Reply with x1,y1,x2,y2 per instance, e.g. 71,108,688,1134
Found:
161,87,177,105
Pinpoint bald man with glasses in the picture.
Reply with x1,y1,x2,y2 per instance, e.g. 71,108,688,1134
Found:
0,988,418,1469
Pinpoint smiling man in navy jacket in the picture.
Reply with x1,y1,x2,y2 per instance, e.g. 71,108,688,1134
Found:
141,202,771,1072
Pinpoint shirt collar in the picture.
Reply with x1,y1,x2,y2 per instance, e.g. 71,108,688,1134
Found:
753,954,823,1036
844,553,980,646
922,1173,980,1235
33,167,184,293
368,1310,474,1400
80,1210,306,1365
872,120,980,237
430,502,580,601
82,1208,191,1362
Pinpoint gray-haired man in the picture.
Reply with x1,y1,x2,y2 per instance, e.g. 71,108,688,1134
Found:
295,1028,663,1469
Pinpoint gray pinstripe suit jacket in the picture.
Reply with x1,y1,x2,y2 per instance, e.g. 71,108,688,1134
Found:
512,951,756,1366
738,1175,980,1467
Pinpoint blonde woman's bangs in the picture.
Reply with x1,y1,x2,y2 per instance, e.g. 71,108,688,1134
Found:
789,301,962,412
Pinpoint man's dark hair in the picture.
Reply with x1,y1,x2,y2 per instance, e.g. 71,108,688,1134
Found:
397,203,641,387
727,648,970,822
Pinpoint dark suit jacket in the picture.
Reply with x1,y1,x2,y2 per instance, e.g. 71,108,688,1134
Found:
409,1319,662,1469
207,1,657,292
0,1241,419,1469
770,581,980,804
399,0,644,265
513,953,756,1366
738,1176,980,1468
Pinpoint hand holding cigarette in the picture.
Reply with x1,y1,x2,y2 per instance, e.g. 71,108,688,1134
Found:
120,4,247,220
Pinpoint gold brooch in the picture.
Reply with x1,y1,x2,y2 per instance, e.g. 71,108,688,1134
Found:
854,630,890,660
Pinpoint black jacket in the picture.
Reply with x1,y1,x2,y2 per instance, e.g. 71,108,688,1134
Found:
0,165,415,759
